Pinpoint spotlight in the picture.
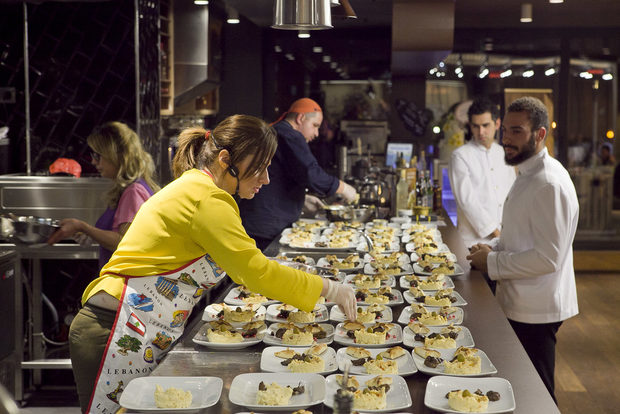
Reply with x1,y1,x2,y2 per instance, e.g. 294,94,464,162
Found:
545,67,556,76
227,8,240,24
500,69,513,78
298,30,310,39
194,0,209,5
522,69,534,78
312,46,323,53
602,73,614,81
478,67,489,79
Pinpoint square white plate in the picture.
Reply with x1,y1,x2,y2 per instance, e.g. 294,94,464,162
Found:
273,251,317,266
333,323,403,348
397,306,464,326
335,346,417,376
399,275,455,290
405,242,451,255
118,376,222,412
223,287,280,306
363,252,411,265
413,348,498,377
424,376,516,413
260,346,338,375
412,263,465,277
263,323,335,347
201,303,266,327
356,239,401,253
265,304,329,324
401,229,443,244
402,325,475,349
229,372,325,411
192,323,266,350
330,304,393,323
356,289,405,307
316,256,364,273
403,290,468,306
362,263,413,277
324,374,412,412
345,273,397,289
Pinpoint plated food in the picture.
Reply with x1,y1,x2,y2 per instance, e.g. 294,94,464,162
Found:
403,288,468,307
424,376,516,413
264,323,335,347
266,303,329,324
397,304,464,326
330,304,393,323
336,346,417,376
355,287,404,306
192,320,266,349
224,285,279,306
413,347,497,377
400,273,455,291
261,345,338,374
202,303,266,327
403,324,475,349
334,322,403,348
324,374,412,412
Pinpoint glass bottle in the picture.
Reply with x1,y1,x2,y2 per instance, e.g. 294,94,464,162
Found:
396,169,409,211
415,170,424,207
433,178,443,212
425,169,433,208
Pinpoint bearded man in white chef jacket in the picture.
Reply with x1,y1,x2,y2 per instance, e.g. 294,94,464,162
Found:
449,97,516,248
467,96,579,403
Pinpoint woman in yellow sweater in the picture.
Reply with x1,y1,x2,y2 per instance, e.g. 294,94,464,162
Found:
69,115,356,413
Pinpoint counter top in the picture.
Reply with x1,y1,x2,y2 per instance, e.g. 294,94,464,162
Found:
0,242,98,259
121,214,560,413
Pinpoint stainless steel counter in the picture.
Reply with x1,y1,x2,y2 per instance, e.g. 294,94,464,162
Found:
120,215,560,414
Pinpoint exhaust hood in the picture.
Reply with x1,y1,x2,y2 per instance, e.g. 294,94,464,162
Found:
173,1,219,108
272,0,333,30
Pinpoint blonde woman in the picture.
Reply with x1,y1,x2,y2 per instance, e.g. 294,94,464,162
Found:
47,122,160,269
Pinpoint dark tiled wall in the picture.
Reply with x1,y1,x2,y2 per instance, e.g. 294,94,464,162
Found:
0,0,160,175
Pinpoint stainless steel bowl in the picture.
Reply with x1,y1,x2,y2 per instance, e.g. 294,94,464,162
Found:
8,215,60,244
323,205,375,223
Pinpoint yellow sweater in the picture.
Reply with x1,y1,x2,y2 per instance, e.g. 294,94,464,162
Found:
82,169,323,311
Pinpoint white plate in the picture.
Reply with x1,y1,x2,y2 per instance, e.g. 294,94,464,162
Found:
403,290,468,306
229,372,325,411
356,289,405,307
363,252,411,265
401,229,443,244
273,252,317,266
333,322,403,348
411,251,457,262
399,275,455,290
223,287,280,306
345,273,396,289
362,263,413,277
413,348,498,377
356,239,401,253
425,376,516,413
263,323,335,347
402,325,475,349
401,222,438,231
292,218,329,229
286,239,358,251
412,263,465,277
330,304,393,323
405,241,451,254
316,256,364,273
118,376,222,412
201,304,266,327
279,232,321,246
192,323,265,350
324,374,412,413
335,347,418,376
260,346,338,375
265,304,329,324
397,306,464,326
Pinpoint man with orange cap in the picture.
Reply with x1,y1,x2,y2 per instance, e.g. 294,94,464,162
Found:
239,98,357,250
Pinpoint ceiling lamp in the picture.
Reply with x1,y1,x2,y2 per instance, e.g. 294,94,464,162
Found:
545,67,556,76
332,0,357,19
549,0,563,3
478,67,489,79
500,68,513,78
520,3,532,23
272,0,333,30
227,8,240,24
522,68,534,78
602,73,614,81
298,30,311,38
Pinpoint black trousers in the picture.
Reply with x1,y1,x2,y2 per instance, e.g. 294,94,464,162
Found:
509,319,563,404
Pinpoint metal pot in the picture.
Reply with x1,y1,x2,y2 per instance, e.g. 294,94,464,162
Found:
322,204,375,223
3,215,60,244
358,178,390,207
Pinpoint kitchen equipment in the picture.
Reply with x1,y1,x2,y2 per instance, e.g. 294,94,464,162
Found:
2,215,60,244
323,205,375,223
358,177,390,207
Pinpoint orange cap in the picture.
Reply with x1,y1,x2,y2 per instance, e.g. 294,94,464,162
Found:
287,98,322,114
49,158,82,178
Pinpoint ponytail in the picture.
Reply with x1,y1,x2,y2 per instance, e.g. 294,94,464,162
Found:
172,127,207,179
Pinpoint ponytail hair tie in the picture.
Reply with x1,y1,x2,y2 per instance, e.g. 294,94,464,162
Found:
205,130,211,140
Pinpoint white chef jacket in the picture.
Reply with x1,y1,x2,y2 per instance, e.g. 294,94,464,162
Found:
449,140,516,247
487,148,579,324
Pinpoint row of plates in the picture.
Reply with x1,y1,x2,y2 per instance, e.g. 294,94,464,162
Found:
119,373,515,413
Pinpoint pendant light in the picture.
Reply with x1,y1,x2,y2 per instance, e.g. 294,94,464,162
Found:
272,0,333,30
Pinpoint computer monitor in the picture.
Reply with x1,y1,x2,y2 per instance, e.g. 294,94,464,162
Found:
385,142,414,168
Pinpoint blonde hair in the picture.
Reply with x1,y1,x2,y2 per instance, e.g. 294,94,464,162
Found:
172,114,277,180
87,121,160,208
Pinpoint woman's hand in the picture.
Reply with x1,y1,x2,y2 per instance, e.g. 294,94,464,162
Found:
323,279,357,321
46,218,85,245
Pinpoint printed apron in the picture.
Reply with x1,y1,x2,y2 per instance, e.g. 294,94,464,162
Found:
86,254,226,413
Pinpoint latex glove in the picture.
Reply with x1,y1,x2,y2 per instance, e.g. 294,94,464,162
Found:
340,182,358,204
324,279,357,321
303,194,325,216
73,231,93,247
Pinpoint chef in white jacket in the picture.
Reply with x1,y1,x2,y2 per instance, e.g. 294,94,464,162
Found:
467,96,579,403
449,97,516,247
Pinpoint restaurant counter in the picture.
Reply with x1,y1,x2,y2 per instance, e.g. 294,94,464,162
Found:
120,215,560,413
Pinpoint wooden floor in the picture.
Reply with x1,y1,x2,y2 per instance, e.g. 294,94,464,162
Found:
555,272,620,414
